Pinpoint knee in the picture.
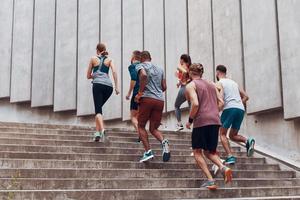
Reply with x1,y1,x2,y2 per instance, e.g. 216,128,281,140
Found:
229,133,235,140
95,113,102,118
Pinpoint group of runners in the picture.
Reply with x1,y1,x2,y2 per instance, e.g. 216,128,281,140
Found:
87,43,256,190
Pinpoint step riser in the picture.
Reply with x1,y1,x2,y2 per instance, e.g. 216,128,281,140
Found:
0,179,298,190
0,169,294,179
0,160,279,170
0,152,265,163
1,188,300,200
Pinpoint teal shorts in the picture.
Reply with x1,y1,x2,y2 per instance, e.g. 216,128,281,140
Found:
221,108,245,130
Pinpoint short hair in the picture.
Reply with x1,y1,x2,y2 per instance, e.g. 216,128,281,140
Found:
132,50,142,61
216,65,227,74
141,51,152,61
180,54,192,67
189,63,204,76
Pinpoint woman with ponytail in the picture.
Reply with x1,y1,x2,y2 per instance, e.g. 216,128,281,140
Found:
87,43,120,142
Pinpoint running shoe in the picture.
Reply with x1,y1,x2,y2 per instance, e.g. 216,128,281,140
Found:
93,132,101,142
222,166,233,184
100,130,106,142
201,180,217,190
136,137,141,143
139,150,154,163
162,139,171,162
246,138,255,157
225,155,236,165
175,124,184,132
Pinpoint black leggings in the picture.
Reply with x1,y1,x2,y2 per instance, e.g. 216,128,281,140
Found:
93,83,113,115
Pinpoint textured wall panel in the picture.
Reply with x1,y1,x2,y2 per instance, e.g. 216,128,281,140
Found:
277,0,300,119
54,0,77,112
188,0,214,81
122,0,143,120
101,0,122,120
77,0,99,116
0,0,13,98
31,0,55,107
212,0,244,86
165,0,188,112
242,0,282,113
144,0,166,110
10,0,34,102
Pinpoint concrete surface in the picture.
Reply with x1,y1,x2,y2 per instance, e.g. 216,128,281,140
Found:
165,0,188,112
188,0,214,81
10,0,34,102
242,0,282,114
31,0,55,107
0,0,13,98
122,0,143,120
54,0,77,112
101,0,122,120
212,0,244,86
277,0,300,119
77,0,99,116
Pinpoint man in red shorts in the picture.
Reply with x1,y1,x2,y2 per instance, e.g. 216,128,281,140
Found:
135,51,170,163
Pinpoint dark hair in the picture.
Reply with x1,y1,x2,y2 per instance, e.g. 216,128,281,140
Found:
141,51,152,61
216,65,227,74
189,63,204,76
132,50,142,61
96,43,109,56
180,54,192,67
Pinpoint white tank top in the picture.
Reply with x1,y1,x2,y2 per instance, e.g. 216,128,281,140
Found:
219,78,245,111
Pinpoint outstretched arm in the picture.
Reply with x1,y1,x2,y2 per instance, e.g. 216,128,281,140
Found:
86,58,94,79
109,59,120,95
239,87,249,106
185,82,199,129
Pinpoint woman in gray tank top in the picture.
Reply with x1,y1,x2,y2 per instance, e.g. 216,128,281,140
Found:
86,43,120,142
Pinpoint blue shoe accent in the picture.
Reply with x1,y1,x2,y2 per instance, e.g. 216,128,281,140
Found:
139,150,154,163
225,156,236,165
247,138,255,157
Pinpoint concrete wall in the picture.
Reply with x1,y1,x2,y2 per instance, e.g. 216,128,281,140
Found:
0,0,300,165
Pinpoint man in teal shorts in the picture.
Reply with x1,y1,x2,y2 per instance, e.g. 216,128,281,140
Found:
216,65,255,164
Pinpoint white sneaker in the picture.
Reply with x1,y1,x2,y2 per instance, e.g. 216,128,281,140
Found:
175,124,184,132
212,159,225,175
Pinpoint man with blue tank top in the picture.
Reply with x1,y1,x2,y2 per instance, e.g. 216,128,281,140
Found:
126,50,142,142
215,65,255,165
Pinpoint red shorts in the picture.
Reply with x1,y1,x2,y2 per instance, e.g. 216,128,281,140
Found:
138,97,164,129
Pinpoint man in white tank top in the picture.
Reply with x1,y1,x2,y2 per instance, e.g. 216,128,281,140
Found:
216,65,255,165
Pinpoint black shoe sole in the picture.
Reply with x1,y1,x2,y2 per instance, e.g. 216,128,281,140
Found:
163,152,171,162
94,136,100,142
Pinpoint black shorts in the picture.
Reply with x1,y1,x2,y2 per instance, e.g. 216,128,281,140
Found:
192,125,220,152
130,94,139,111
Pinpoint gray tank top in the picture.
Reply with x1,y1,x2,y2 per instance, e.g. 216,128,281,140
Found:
92,56,113,87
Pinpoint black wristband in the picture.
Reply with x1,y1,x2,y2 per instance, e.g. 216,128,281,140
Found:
188,117,194,124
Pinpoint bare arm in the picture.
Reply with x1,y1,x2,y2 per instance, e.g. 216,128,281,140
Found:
239,87,249,105
109,59,120,95
134,68,147,103
215,86,224,111
86,58,94,79
185,82,199,129
161,79,167,92
126,80,136,100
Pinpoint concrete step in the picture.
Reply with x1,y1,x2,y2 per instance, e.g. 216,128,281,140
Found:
0,159,279,170
0,168,295,179
0,178,299,190
0,127,192,139
1,187,300,200
0,151,265,163
197,197,300,200
0,137,242,151
0,132,192,145
0,144,244,156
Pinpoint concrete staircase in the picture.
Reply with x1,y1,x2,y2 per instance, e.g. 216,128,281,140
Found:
0,123,299,200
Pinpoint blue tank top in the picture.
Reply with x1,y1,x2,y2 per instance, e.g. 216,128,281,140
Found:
92,56,113,87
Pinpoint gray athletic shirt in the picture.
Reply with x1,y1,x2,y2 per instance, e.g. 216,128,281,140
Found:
136,62,165,101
